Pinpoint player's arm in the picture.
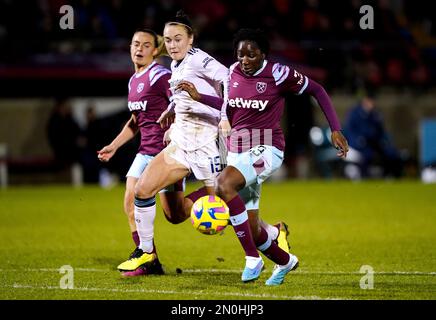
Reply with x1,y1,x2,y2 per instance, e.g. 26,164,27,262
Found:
278,63,348,158
206,59,229,123
97,114,138,162
192,52,230,118
304,79,348,158
176,80,223,109
156,100,176,128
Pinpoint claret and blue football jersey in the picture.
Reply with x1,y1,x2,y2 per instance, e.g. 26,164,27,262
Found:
227,60,308,153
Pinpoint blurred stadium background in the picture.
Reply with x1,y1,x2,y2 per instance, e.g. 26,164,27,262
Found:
0,0,435,186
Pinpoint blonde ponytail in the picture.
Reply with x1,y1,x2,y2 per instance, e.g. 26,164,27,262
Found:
155,34,169,58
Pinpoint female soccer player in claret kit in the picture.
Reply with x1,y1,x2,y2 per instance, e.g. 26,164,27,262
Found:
178,28,349,285
97,28,212,276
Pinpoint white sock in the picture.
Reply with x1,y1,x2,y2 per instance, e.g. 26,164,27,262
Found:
134,202,156,253
245,256,263,269
278,253,297,268
261,221,279,241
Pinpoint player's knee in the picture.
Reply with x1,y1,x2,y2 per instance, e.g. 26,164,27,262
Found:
162,203,189,224
163,211,185,224
215,175,236,199
134,183,155,199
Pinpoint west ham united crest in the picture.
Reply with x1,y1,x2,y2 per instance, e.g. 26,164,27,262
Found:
256,81,267,93
137,83,144,93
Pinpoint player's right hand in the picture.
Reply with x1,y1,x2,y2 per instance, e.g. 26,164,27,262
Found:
331,130,349,159
219,119,231,137
163,127,172,146
176,80,201,101
97,145,115,162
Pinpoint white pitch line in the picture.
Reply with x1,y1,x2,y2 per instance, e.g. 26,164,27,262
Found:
183,269,436,275
0,268,435,275
5,284,344,300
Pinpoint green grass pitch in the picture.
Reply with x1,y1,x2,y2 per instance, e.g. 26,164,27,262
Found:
0,181,435,300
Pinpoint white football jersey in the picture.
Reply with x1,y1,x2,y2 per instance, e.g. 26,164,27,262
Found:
169,47,228,151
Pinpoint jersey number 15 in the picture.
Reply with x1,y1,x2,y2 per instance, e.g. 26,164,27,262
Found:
209,156,224,174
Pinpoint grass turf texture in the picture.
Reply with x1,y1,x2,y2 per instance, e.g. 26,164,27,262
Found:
0,181,435,300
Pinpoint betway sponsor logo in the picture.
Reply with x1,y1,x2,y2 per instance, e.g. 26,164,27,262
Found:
228,98,268,112
128,101,147,111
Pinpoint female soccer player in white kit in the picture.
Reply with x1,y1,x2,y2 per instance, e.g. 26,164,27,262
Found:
116,11,230,271
98,28,211,276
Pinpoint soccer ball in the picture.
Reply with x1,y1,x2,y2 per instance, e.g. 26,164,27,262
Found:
190,195,230,235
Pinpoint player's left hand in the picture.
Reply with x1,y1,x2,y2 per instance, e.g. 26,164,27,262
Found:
331,130,349,158
157,108,175,128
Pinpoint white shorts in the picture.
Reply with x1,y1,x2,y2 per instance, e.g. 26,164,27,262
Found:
163,139,226,187
227,145,284,209
126,153,185,192
126,153,154,179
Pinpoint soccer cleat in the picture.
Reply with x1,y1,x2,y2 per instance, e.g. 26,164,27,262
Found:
121,258,165,277
265,253,299,286
274,221,291,253
117,247,156,272
121,267,147,277
241,257,264,282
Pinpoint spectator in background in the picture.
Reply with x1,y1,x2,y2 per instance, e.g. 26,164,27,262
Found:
284,94,315,178
81,104,101,183
343,90,403,179
47,98,83,169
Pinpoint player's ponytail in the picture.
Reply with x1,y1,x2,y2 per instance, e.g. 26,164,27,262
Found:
155,34,169,58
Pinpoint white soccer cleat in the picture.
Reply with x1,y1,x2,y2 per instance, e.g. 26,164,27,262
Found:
265,253,299,286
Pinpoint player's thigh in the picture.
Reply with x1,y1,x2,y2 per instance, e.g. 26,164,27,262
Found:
189,141,226,189
256,146,284,183
135,150,189,197
215,165,246,198
239,183,261,210
225,151,255,189
227,145,284,187
126,153,153,179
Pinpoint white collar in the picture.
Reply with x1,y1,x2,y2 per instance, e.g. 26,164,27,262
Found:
135,61,156,78
253,60,267,76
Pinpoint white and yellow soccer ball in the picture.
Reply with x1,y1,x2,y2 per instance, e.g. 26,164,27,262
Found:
190,195,230,235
